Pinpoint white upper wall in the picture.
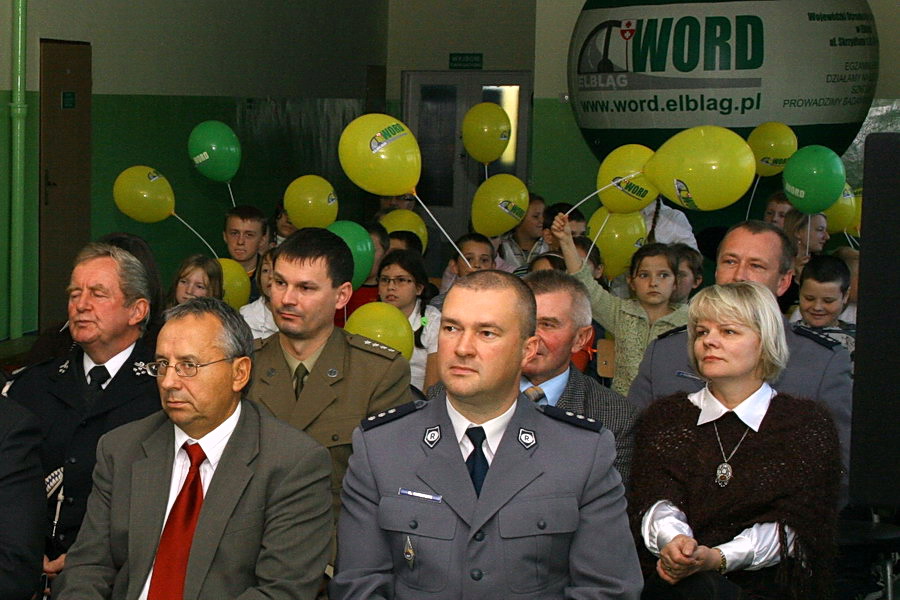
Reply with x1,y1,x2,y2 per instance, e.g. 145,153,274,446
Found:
2,0,388,96
386,0,536,99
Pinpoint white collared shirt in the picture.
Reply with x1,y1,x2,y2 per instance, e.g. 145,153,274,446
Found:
138,402,242,600
446,397,517,465
82,342,136,388
519,369,569,408
641,384,795,573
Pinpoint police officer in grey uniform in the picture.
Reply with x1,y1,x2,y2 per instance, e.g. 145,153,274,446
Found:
331,270,642,600
627,221,853,503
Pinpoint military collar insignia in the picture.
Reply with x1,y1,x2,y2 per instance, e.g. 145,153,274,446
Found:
58,360,70,374
423,425,441,448
132,361,149,376
518,428,536,449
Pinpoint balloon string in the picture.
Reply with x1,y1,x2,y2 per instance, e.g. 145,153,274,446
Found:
567,171,641,216
226,182,236,207
745,175,760,220
805,220,811,257
843,230,859,249
173,212,219,258
483,163,489,181
582,212,611,270
412,193,472,270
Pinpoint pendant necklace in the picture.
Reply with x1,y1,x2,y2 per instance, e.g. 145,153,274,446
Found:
713,422,751,487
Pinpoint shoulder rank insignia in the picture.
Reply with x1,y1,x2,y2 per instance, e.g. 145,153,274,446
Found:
657,325,687,340
360,399,427,431
792,323,841,350
538,405,604,432
349,334,401,358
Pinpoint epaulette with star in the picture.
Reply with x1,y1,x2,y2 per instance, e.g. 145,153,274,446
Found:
537,405,604,432
360,400,427,431
792,323,841,350
347,334,402,359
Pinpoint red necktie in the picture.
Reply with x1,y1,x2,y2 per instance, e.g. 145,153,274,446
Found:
148,442,207,600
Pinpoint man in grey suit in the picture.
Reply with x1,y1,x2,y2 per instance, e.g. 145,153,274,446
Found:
521,269,637,483
626,220,853,502
331,270,642,599
54,298,332,600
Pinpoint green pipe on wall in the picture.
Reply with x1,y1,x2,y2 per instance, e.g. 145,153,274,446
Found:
9,0,28,338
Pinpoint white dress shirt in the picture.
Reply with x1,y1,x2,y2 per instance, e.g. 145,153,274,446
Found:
82,342,136,388
641,383,796,572
138,403,242,600
446,397,516,466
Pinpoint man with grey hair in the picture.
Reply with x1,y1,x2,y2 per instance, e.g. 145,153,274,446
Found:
521,269,637,483
7,242,160,591
54,297,332,599
331,270,641,599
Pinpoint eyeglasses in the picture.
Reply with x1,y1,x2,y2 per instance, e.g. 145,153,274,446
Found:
145,357,234,378
378,276,414,287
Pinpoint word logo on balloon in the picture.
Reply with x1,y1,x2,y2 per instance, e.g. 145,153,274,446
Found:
370,122,410,153
499,200,525,220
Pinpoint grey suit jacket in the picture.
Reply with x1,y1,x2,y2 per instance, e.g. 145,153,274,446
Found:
53,400,333,600
330,395,642,599
626,320,853,503
557,366,637,484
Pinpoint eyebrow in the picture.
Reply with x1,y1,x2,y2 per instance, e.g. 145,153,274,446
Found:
441,316,504,331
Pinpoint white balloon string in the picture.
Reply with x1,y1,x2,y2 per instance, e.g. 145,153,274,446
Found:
805,219,811,257
745,175,760,220
483,163,489,181
568,171,641,216
582,212,611,270
173,212,219,258
413,193,472,270
843,230,859,249
226,182,236,207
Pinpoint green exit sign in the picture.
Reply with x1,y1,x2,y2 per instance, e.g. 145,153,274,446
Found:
449,53,483,70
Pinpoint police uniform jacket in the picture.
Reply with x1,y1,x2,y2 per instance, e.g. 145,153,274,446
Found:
249,328,411,514
626,319,853,502
7,341,160,556
330,394,643,600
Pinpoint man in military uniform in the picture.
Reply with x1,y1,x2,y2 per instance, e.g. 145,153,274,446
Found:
627,220,853,502
331,270,642,599
248,228,410,518
7,243,160,588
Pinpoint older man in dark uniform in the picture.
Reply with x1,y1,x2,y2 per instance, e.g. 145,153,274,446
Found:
331,270,642,599
8,243,160,588
248,228,410,520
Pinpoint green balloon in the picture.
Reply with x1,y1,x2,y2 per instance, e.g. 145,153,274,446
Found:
782,145,845,214
326,221,375,290
187,120,242,182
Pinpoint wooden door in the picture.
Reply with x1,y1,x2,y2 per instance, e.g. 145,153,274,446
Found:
39,39,92,328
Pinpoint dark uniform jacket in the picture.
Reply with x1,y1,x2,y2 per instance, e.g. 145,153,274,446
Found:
8,341,160,556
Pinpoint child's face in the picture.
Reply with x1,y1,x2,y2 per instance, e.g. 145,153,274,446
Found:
455,241,494,276
763,200,791,229
628,255,676,308
517,201,545,240
672,259,700,303
799,278,847,328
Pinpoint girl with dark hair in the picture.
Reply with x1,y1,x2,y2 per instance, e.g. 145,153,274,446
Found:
377,249,440,392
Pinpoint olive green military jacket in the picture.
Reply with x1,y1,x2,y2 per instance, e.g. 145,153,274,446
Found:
249,328,411,515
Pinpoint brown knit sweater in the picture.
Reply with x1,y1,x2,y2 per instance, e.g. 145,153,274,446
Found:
629,392,841,599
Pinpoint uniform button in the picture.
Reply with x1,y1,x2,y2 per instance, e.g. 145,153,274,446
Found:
473,530,485,541
537,519,547,530
331,434,339,442
67,457,77,464
408,520,418,529
470,569,483,581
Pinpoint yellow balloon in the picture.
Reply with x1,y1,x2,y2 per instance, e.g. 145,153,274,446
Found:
345,302,414,360
644,126,756,211
338,114,421,197
462,102,512,164
823,184,856,233
747,122,798,177
284,175,338,228
471,174,529,237
218,258,251,309
586,207,647,279
113,166,174,223
597,145,658,213
379,208,428,249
